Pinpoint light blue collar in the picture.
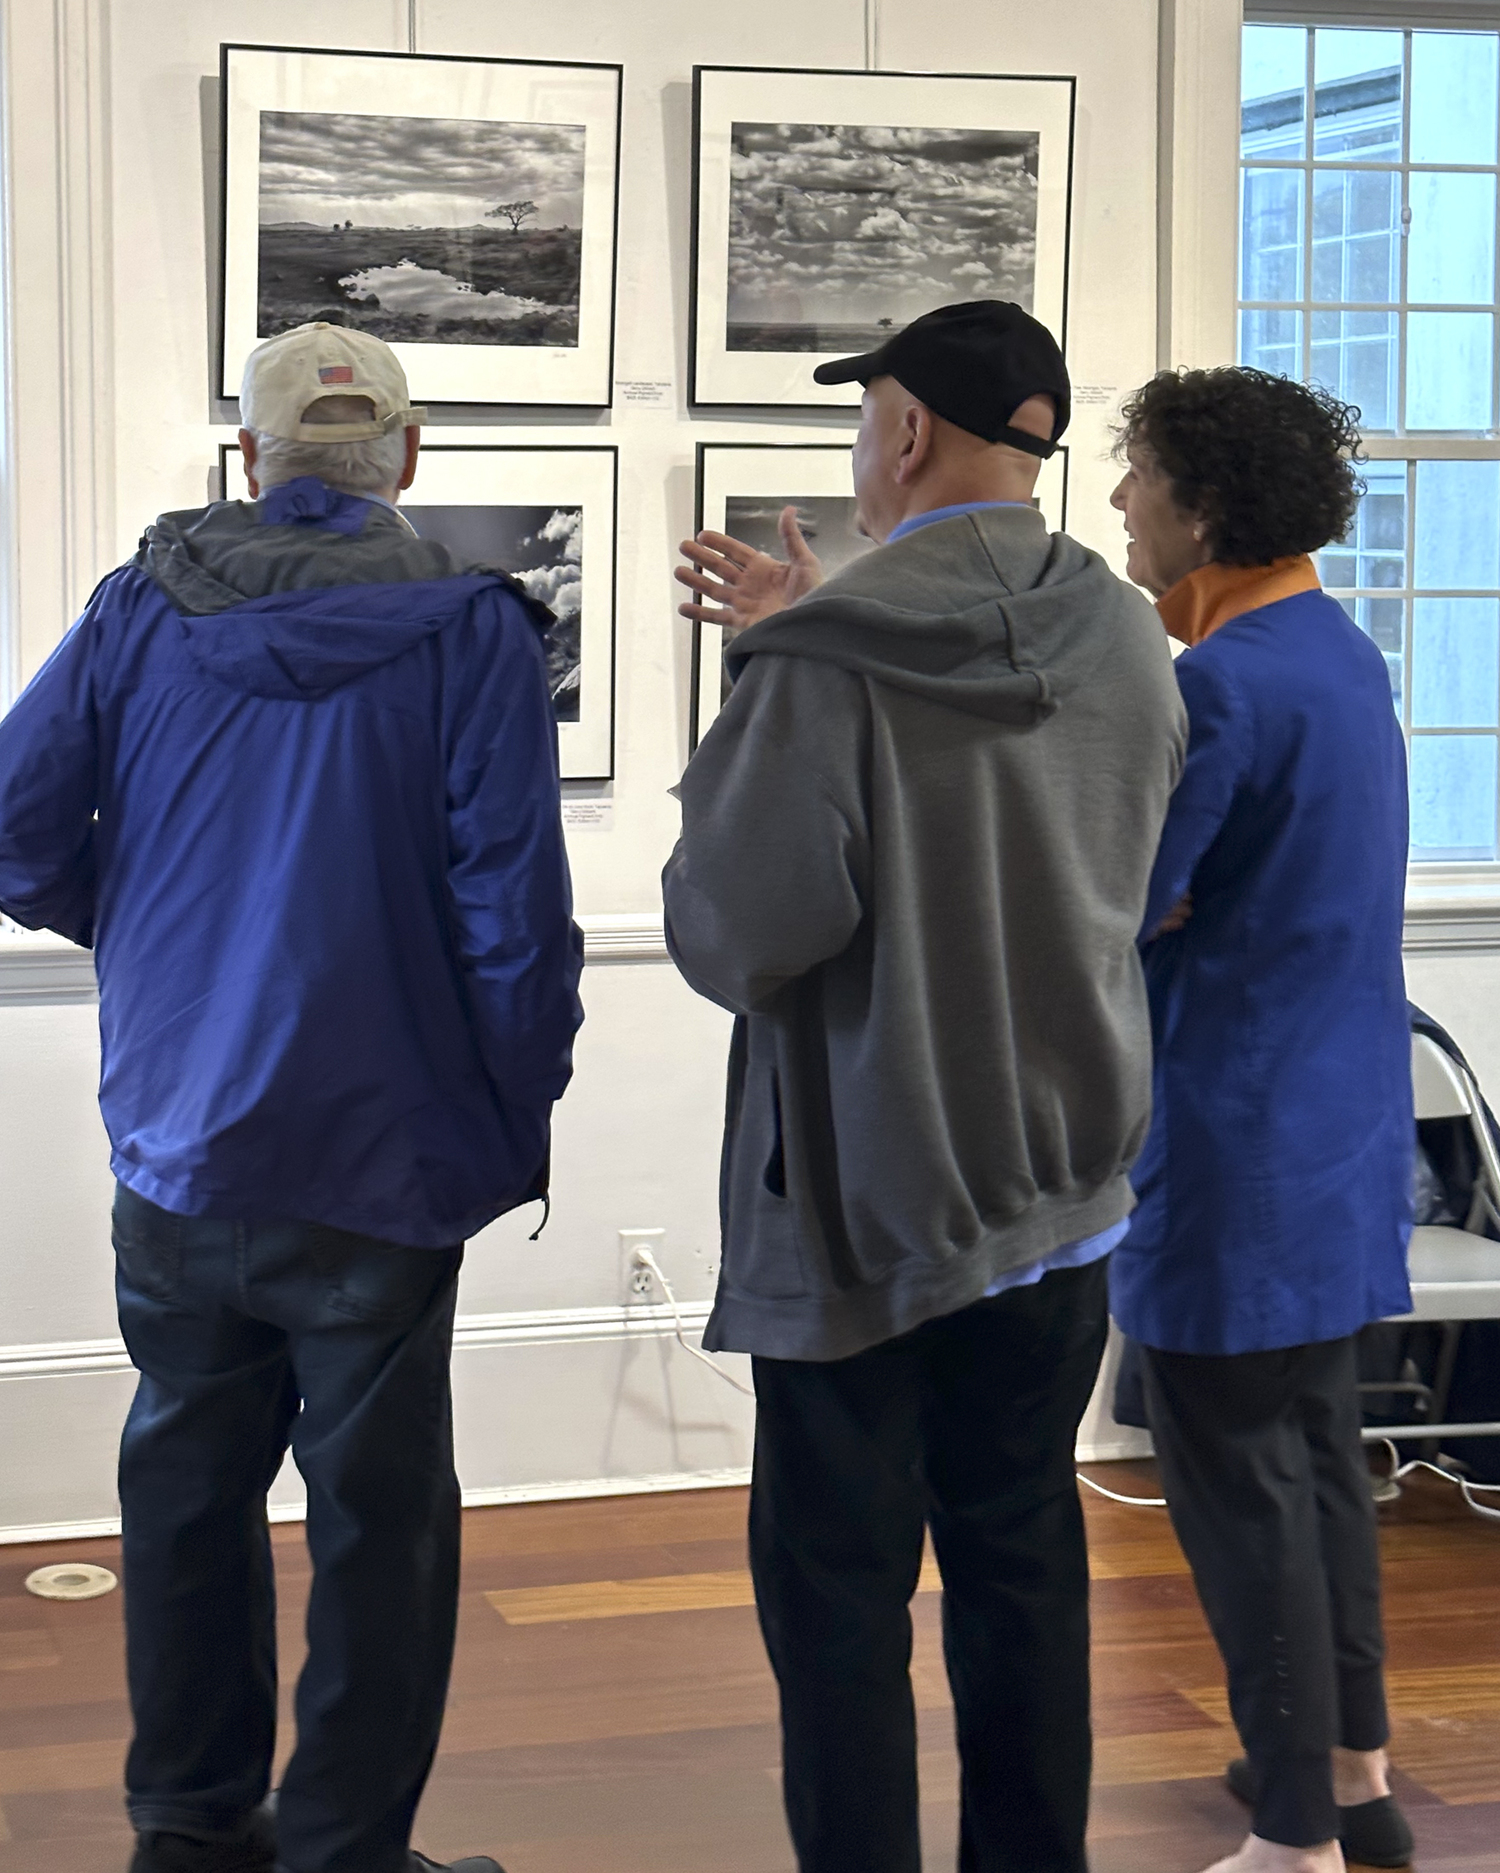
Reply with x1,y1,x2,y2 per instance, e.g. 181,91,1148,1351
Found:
887,500,1031,543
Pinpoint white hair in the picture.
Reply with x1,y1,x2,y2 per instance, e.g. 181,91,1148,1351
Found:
249,395,409,499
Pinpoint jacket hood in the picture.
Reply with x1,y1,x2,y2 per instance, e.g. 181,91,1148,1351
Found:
134,477,509,700
726,506,1147,727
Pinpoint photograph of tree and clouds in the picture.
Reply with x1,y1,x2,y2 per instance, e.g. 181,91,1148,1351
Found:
726,122,1040,354
257,110,586,347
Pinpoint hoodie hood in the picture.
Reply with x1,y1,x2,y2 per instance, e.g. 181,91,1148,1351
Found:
727,505,1149,727
133,477,529,700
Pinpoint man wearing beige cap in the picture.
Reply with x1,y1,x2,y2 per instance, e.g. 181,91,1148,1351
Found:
0,323,583,1873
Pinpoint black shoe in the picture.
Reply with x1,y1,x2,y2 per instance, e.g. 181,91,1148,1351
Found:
130,1807,276,1873
409,1856,505,1873
1225,1757,1414,1868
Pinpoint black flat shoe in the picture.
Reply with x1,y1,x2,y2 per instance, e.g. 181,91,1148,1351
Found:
130,1807,276,1873
1225,1757,1414,1868
409,1856,505,1873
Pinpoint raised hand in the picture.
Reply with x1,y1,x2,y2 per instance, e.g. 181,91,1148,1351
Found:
675,505,825,633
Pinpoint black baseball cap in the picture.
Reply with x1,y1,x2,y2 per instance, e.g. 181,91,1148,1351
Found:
812,300,1070,459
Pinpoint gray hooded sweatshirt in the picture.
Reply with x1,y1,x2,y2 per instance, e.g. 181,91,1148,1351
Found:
662,505,1186,1362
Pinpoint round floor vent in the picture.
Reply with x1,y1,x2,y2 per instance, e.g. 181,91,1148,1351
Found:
24,1562,118,1601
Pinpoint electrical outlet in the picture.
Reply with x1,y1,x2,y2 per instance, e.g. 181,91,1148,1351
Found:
619,1227,665,1302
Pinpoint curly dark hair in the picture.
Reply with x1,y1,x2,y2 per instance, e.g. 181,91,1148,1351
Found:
1114,367,1364,566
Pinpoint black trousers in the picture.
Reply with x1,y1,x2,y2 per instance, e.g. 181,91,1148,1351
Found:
113,1183,464,1873
749,1260,1110,1873
1141,1336,1390,1849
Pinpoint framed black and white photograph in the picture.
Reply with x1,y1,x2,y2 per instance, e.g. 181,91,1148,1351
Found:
689,440,1068,750
219,441,617,779
220,44,622,407
690,66,1075,410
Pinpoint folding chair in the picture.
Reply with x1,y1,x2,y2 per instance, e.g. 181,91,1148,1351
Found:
1359,1035,1500,1453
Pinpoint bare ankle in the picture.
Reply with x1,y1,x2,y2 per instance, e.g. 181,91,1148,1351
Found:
1332,1744,1390,1806
1202,1834,1345,1873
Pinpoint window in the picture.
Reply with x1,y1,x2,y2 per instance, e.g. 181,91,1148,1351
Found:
1240,18,1500,863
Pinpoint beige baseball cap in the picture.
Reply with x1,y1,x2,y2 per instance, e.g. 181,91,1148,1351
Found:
240,322,428,441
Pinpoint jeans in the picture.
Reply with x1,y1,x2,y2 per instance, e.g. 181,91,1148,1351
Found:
113,1183,464,1873
1142,1335,1390,1848
748,1260,1110,1873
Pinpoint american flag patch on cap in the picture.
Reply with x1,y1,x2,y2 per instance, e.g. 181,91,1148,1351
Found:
318,364,355,384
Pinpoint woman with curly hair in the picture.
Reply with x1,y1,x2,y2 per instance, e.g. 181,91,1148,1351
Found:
1108,368,1415,1873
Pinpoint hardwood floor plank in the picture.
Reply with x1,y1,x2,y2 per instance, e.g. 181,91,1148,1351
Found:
1,1467,1496,1870
486,1555,945,1626
0,1739,122,1796
486,1569,758,1625
1383,1718,1500,1806
0,1631,59,1673
1093,1727,1238,1787
1184,1662,1500,1727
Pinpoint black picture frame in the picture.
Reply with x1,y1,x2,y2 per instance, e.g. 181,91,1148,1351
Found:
688,63,1076,412
687,438,1071,753
219,42,624,410
219,440,619,780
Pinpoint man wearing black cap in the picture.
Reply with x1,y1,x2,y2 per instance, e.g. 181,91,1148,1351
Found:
663,302,1185,1873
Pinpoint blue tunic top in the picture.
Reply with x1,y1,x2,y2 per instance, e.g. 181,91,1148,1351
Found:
1109,587,1413,1355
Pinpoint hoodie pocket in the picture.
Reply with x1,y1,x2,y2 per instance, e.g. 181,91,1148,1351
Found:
764,1074,787,1199
727,1055,810,1300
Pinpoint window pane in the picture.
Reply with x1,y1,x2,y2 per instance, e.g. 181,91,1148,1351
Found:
1408,173,1497,306
1243,25,1308,160
1409,734,1498,859
1243,169,1304,302
1312,169,1399,303
1314,29,1403,161
1356,462,1407,588
1410,32,1499,166
1414,460,1500,589
1333,595,1404,713
1240,307,1303,379
1412,599,1500,727
1323,458,1406,587
1311,310,1397,428
1406,311,1495,428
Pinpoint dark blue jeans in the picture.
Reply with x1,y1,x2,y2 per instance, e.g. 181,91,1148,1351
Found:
113,1182,464,1873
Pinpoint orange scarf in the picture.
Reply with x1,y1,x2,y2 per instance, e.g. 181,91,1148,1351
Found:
1156,556,1321,647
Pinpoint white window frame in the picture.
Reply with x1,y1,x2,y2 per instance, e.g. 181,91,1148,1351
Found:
1245,2,1500,908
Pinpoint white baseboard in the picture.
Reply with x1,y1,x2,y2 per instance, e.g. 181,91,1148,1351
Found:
0,1302,1149,1544
0,1300,752,1542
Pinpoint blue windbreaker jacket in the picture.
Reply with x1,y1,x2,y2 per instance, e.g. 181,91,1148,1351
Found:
1109,588,1413,1354
0,478,584,1247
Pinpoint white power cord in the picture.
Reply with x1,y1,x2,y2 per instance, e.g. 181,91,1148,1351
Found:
1076,1445,1500,1523
1076,1470,1167,1508
620,1262,1500,1525
1374,1439,1500,1525
631,1247,756,1399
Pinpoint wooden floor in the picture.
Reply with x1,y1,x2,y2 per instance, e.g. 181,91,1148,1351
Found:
1,1462,1497,1872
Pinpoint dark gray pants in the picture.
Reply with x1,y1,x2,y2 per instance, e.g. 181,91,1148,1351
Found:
1142,1335,1390,1848
749,1261,1110,1873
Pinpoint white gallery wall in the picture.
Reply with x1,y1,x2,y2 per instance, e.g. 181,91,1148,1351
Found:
7,0,1484,1540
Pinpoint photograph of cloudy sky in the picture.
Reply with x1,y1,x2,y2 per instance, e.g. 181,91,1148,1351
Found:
257,111,586,346
403,504,583,719
723,496,874,581
727,122,1040,353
